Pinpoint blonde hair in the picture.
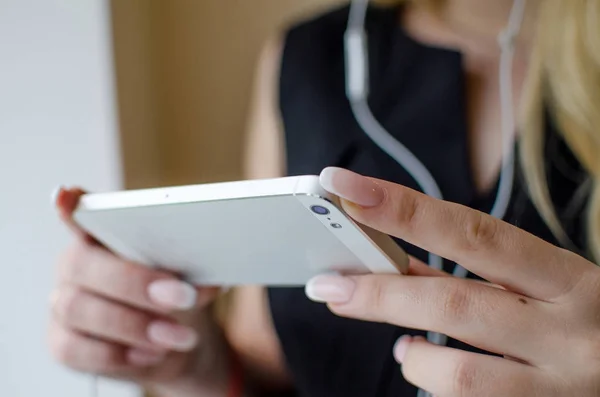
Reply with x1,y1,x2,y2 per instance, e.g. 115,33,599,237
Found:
521,1,600,261
382,0,600,260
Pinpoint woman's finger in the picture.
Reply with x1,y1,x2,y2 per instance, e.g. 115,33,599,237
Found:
306,274,555,362
406,256,450,277
397,337,548,397
320,167,592,302
52,286,198,352
58,240,204,314
48,318,152,375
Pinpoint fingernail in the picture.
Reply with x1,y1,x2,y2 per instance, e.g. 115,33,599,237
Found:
305,274,355,303
148,279,197,310
147,321,198,352
127,348,165,366
320,167,384,207
51,185,64,206
393,335,413,363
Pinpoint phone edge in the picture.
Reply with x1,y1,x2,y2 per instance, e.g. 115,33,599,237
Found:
75,175,322,212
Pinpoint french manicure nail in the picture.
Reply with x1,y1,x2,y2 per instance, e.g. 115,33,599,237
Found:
320,167,384,207
147,321,198,352
393,335,413,363
127,348,165,366
305,274,356,303
148,279,197,310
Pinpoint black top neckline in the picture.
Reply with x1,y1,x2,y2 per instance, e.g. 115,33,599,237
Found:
375,4,587,225
370,3,503,208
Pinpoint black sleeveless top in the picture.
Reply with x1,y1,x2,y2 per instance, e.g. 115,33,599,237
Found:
267,4,589,397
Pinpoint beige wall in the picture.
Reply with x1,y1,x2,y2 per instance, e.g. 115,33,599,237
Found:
111,0,347,188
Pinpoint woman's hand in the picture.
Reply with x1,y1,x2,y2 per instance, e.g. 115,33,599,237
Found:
48,188,231,397
306,167,600,397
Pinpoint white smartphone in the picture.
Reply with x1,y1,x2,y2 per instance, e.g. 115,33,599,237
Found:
72,175,408,286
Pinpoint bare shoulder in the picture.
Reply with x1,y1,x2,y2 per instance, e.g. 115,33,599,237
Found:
243,33,286,180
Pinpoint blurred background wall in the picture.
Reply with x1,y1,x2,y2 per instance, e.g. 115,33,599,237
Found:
111,0,346,189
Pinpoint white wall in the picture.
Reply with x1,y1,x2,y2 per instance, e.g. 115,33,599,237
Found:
0,0,137,395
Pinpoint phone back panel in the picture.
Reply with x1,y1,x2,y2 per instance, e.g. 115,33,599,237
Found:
73,180,407,285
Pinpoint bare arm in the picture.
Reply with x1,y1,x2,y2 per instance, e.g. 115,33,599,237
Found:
222,34,292,392
242,34,286,180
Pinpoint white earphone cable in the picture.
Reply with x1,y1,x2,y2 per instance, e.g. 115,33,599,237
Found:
345,1,526,396
345,0,445,271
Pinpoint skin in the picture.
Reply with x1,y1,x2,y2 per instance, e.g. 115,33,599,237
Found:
308,167,600,396
48,0,600,396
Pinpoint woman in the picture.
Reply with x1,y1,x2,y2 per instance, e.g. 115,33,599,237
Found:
49,1,600,396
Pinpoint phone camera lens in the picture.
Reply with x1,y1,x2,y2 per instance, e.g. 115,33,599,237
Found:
311,205,330,215
331,223,342,229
